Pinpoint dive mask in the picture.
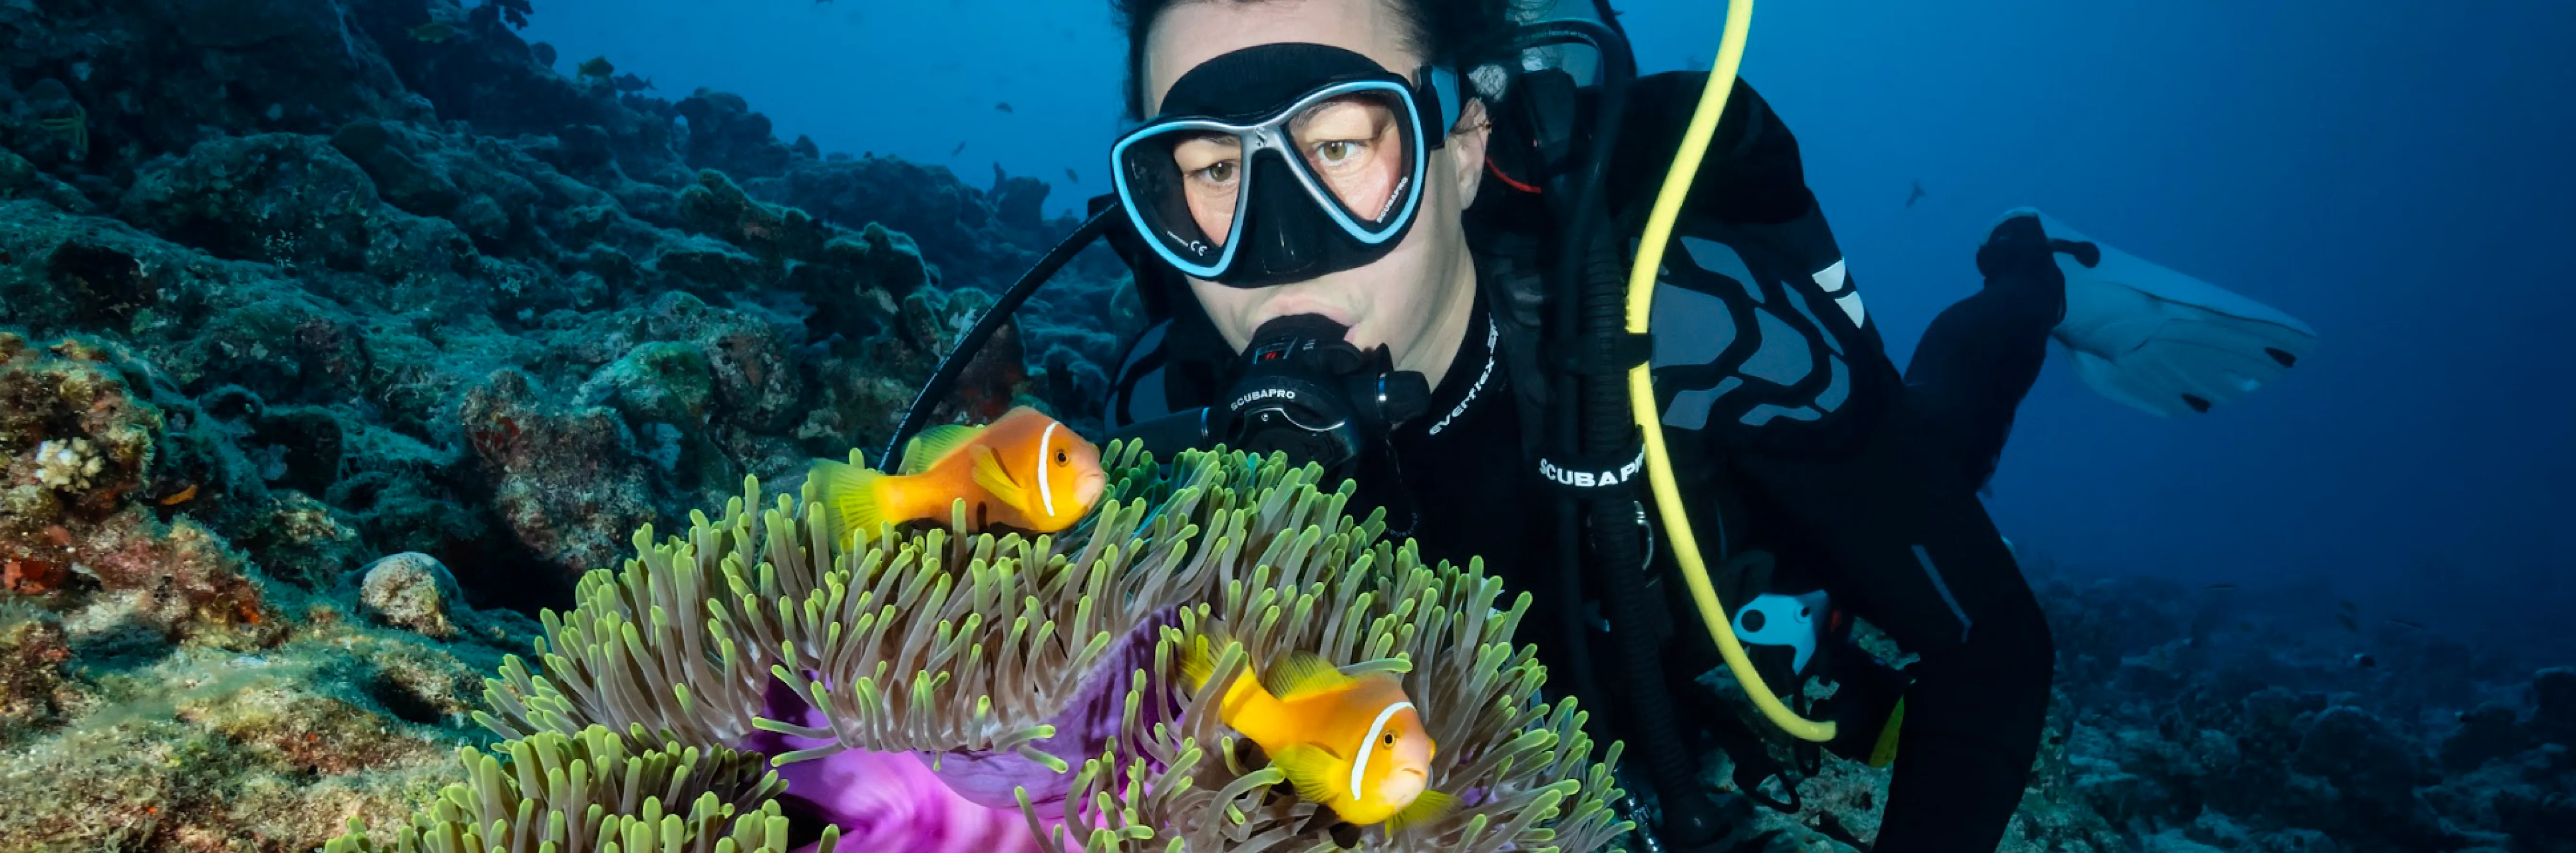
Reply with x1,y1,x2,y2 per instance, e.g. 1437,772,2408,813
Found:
1111,43,1464,287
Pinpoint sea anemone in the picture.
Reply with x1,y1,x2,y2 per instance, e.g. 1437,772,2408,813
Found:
324,723,830,853
393,444,1628,852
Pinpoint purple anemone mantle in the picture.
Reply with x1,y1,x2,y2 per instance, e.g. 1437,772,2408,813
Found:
739,606,1182,851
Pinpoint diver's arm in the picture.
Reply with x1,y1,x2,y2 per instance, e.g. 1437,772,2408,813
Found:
1606,73,1813,225
1728,424,2055,853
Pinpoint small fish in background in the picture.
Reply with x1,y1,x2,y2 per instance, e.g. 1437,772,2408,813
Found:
1905,179,1927,209
408,21,460,42
952,141,968,156
2387,618,2426,630
2351,653,2377,669
1178,635,1458,831
577,56,615,80
994,101,1013,114
2204,582,2238,591
807,406,1107,539
1063,167,1079,184
611,73,656,93
2336,612,2360,633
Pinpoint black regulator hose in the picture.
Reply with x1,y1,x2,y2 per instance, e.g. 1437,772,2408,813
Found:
1517,15,1728,848
883,208,1119,470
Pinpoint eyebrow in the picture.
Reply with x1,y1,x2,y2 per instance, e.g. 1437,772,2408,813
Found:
1174,132,1242,149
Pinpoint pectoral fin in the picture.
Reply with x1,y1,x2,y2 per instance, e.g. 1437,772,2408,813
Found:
1385,789,1458,832
970,445,1028,507
1269,744,1346,806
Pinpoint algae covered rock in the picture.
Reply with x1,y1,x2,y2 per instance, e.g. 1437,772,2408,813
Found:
358,552,465,640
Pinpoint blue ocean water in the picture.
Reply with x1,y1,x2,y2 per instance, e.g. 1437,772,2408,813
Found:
523,0,2576,656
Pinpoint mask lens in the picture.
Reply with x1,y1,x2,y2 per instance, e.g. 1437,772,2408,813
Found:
1288,89,1419,230
1118,128,1239,268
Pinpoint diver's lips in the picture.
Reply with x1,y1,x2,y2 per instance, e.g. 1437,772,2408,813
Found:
1251,299,1358,339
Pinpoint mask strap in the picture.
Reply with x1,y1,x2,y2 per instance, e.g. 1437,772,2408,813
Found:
1420,65,1464,150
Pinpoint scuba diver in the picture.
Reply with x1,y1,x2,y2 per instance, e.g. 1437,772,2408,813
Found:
887,0,2318,850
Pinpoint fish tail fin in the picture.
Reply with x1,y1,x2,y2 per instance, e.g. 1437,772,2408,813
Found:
810,459,889,544
1386,789,1459,832
1178,634,1217,691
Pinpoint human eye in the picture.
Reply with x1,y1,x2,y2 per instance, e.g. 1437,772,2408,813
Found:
1192,159,1239,186
1314,140,1368,166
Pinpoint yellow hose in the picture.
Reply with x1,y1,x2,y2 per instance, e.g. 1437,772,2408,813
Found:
1622,0,1836,742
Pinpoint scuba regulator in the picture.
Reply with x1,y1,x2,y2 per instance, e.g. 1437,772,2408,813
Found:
1113,315,1431,475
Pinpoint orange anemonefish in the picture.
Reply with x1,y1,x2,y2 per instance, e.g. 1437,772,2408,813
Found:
1179,635,1458,830
810,406,1108,538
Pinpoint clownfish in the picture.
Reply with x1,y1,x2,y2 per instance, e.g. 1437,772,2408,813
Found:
809,406,1108,538
1178,635,1458,830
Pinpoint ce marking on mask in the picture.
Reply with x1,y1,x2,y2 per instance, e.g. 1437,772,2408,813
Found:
1166,230,1212,258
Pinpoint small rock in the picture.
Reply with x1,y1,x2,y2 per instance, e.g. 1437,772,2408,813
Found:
358,552,465,639
2532,667,2576,745
2442,702,2530,771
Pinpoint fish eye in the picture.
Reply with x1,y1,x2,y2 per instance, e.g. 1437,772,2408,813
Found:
1383,732,1397,745
1054,450,1068,465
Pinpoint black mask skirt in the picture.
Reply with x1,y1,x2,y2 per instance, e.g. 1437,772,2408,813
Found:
1111,43,1462,288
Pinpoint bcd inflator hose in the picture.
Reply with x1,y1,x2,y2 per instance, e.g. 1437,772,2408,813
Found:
1624,0,1837,743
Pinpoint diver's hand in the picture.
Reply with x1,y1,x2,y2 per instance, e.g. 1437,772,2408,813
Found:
1974,214,2095,283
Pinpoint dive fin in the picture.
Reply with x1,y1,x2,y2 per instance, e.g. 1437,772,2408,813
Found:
1868,698,1905,768
808,459,887,545
1386,789,1459,832
969,445,1029,507
1269,744,1346,805
2001,208,2318,417
902,424,984,475
1259,650,1356,701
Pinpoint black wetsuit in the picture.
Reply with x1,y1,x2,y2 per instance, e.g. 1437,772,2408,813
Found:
1104,74,2059,853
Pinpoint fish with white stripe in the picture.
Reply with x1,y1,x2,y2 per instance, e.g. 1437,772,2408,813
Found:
808,406,1109,539
1179,634,1458,831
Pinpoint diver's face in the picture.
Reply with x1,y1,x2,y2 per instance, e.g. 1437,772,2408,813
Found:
1143,0,1492,386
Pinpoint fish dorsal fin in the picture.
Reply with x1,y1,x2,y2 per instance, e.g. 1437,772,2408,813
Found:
1268,744,1346,805
969,445,1028,507
902,424,985,475
1260,650,1354,701
1385,789,1459,832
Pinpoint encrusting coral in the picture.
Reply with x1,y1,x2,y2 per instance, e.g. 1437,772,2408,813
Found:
370,443,1633,853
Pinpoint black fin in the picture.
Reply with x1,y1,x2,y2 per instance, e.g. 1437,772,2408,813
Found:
2050,238,2103,268
2181,394,2212,413
2266,347,2298,367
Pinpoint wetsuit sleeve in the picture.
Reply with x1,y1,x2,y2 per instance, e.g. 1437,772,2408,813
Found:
1605,73,1814,226
1729,416,2056,853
